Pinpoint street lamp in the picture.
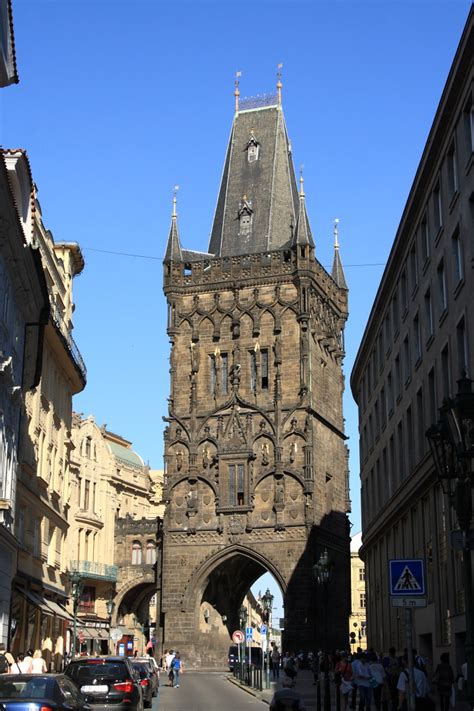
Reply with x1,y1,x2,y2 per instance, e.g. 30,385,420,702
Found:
426,373,474,711
69,571,83,659
239,604,248,676
313,549,334,711
261,588,274,689
106,597,115,655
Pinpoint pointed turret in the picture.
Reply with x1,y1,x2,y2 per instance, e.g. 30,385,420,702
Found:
291,171,315,249
164,187,183,263
331,219,348,289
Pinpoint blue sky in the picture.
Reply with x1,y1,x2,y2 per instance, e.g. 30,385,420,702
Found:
2,0,471,623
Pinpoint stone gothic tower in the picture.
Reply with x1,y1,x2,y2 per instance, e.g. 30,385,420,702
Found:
160,86,350,666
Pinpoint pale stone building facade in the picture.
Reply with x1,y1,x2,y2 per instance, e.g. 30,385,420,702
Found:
0,151,49,646
11,184,86,668
68,414,164,655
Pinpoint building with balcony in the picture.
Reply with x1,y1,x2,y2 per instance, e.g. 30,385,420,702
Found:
350,8,473,671
68,414,164,655
0,150,49,646
11,176,86,669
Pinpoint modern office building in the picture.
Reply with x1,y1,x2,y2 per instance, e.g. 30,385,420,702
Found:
351,8,473,670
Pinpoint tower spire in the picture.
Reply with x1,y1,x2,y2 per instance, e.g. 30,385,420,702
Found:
164,185,183,262
291,165,314,250
331,218,348,289
234,70,241,113
276,63,283,106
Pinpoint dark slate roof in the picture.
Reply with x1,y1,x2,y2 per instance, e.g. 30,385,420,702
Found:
181,249,214,262
0,0,19,86
331,247,348,290
208,105,301,257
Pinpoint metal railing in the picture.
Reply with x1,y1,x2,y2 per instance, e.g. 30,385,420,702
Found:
50,304,87,382
69,560,118,581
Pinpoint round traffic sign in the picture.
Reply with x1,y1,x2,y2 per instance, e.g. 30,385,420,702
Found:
232,630,244,643
110,628,123,642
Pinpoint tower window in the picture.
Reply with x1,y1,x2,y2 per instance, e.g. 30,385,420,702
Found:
261,349,269,389
250,350,257,394
239,212,252,236
221,353,229,395
229,464,245,506
248,144,259,162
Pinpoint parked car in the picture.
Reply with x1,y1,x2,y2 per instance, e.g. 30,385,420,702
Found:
228,646,238,671
131,658,159,697
129,662,153,708
0,674,91,711
64,657,143,711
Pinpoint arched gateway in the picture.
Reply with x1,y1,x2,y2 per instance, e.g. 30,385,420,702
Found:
160,82,351,667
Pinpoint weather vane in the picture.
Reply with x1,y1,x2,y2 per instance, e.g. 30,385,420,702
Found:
235,70,242,112
172,185,179,217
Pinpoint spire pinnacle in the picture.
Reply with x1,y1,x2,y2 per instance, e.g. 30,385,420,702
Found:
234,70,241,113
331,218,348,289
276,63,283,105
164,185,183,263
299,165,305,198
172,184,179,219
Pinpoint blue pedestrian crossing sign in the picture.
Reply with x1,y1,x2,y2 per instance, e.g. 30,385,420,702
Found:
246,626,253,641
389,559,425,596
260,625,267,636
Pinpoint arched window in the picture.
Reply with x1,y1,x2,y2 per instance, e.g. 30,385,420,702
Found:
131,540,142,565
146,541,156,565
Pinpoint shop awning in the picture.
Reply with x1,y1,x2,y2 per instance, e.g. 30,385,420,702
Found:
20,589,54,615
43,599,74,622
78,627,107,640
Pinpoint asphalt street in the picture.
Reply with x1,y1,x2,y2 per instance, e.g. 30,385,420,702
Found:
155,671,265,710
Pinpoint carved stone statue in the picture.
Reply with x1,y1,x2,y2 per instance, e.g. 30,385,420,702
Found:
261,442,269,466
176,449,183,471
274,478,284,505
202,446,210,468
290,442,297,463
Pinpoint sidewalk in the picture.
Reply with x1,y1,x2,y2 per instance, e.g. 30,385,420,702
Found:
227,668,317,708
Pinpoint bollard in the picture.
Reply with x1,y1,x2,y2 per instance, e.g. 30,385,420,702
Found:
324,672,331,711
317,677,322,711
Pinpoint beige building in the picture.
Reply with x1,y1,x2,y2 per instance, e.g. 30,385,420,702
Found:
68,414,164,655
11,178,86,668
350,8,473,670
349,532,366,651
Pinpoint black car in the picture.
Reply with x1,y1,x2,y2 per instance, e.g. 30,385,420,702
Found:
130,659,158,698
0,673,90,711
65,657,143,711
129,662,153,708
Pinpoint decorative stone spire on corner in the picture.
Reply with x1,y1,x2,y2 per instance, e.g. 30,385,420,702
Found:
234,70,242,113
291,167,315,249
164,185,183,262
276,63,283,106
331,218,348,289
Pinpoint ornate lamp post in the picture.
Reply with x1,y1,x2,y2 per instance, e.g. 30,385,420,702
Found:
261,588,274,689
313,549,334,711
426,373,474,711
69,571,83,659
106,597,115,654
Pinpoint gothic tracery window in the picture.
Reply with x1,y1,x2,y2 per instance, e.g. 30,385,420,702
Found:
146,540,156,565
132,540,142,565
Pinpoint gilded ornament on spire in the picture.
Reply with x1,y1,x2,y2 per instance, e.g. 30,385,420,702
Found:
172,185,179,218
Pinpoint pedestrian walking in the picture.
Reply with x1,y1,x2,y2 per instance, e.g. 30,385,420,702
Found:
270,675,306,710
165,649,175,686
368,652,384,711
13,653,32,674
335,651,353,711
432,653,454,711
396,657,433,711
0,644,14,674
283,653,297,686
352,652,372,711
383,647,401,711
171,652,183,688
31,650,47,674
272,646,281,679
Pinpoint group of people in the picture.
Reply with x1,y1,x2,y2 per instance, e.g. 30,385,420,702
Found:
161,649,183,688
0,644,47,675
315,647,460,711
